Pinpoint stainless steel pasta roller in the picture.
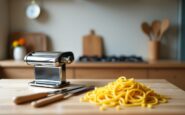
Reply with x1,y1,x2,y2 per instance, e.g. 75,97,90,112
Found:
24,51,74,88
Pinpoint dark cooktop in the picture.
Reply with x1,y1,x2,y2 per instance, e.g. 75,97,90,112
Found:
78,55,143,62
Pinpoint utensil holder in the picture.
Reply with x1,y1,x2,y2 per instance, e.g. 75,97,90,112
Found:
148,41,160,61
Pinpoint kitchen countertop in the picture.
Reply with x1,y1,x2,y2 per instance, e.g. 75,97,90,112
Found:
1,60,185,68
0,79,185,115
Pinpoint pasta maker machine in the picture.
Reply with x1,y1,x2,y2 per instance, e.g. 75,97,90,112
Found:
24,51,74,88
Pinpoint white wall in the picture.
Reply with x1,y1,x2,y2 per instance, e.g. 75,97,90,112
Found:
9,0,180,60
0,0,8,59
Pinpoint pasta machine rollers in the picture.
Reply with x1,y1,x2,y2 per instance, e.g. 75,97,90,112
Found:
24,51,74,88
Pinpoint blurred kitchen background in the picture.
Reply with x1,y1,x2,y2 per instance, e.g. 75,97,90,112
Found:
0,0,185,90
0,0,183,60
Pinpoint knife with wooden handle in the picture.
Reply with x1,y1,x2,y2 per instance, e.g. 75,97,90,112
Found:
31,86,94,107
31,93,68,107
13,92,48,105
13,85,84,105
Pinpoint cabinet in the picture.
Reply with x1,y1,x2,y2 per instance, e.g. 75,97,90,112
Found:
74,68,147,79
0,67,74,79
148,68,185,90
0,67,34,79
0,60,185,90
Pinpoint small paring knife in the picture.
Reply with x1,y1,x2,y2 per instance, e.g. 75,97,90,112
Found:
31,86,94,108
13,85,85,105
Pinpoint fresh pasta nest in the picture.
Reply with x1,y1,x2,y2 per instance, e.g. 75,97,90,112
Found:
80,76,168,110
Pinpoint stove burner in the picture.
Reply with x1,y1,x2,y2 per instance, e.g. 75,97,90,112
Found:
78,55,143,62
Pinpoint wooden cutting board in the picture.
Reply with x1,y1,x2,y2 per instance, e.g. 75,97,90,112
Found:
0,79,185,115
83,30,103,57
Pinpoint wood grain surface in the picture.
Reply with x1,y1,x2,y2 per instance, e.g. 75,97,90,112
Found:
0,60,185,90
83,30,103,57
0,79,185,115
1,60,185,68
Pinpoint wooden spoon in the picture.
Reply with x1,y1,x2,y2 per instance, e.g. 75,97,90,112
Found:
159,19,170,41
151,20,161,40
141,22,152,40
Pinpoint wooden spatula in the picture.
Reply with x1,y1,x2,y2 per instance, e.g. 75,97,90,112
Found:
159,19,170,41
141,22,152,40
151,20,161,40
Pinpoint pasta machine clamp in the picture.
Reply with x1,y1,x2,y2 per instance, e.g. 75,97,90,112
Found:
24,51,74,88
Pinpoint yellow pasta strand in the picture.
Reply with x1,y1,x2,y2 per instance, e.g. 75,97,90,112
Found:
80,76,169,110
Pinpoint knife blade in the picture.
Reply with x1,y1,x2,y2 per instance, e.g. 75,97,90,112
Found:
13,85,85,105
31,86,94,107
